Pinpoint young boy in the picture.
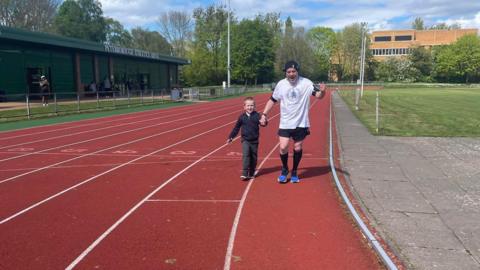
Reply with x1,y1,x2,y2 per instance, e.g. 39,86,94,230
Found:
227,97,266,180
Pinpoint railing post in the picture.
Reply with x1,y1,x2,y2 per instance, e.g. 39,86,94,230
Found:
54,93,58,116
96,91,100,109
77,93,80,113
127,89,131,107
26,94,31,120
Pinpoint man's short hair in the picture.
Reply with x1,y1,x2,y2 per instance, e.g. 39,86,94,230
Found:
283,60,300,72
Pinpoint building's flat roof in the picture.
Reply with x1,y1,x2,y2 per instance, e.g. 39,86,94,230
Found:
0,26,189,65
372,28,478,35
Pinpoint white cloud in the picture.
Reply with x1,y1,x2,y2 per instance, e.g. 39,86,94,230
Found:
98,0,480,31
440,12,480,30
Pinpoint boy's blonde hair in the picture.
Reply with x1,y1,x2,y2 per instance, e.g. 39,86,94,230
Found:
244,96,254,103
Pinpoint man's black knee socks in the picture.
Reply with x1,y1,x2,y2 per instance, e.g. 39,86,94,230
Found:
280,153,288,171
292,150,303,172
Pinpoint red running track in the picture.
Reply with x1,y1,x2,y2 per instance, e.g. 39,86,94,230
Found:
0,92,385,269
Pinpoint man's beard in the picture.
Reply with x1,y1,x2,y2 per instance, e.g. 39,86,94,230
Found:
287,76,298,84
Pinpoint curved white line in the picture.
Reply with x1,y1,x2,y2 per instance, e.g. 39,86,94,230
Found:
329,92,398,270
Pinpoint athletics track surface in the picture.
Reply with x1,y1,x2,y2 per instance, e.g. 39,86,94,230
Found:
0,92,385,269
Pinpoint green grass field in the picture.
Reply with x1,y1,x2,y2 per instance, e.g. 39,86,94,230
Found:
338,87,480,137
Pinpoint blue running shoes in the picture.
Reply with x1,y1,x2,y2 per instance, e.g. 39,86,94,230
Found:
278,168,289,183
290,171,300,183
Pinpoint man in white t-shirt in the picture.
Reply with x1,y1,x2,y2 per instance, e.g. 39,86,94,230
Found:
260,60,325,183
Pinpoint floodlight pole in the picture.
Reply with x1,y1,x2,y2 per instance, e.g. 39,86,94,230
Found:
360,27,367,97
227,0,231,88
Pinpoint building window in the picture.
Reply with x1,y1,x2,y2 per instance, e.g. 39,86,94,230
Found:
395,35,412,41
374,36,392,42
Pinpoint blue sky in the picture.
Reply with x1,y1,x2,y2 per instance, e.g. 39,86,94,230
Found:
99,0,480,32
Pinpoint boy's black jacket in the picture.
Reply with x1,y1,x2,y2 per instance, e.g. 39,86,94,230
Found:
228,111,261,143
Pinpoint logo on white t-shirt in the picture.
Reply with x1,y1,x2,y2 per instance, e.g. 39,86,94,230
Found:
287,88,299,103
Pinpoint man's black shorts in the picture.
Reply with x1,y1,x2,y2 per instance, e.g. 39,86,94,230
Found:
278,127,310,142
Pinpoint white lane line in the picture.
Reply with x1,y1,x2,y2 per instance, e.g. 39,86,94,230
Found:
329,93,398,270
65,140,235,270
0,118,240,224
0,99,234,140
223,142,279,270
0,101,248,169
223,100,317,270
0,102,237,155
146,199,241,203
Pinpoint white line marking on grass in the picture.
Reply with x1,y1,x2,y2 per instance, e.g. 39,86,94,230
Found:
0,118,240,224
0,103,241,163
0,103,253,184
65,140,235,270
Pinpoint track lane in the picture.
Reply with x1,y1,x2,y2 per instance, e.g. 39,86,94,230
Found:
227,93,384,269
0,101,240,161
61,105,282,269
0,101,250,180
0,100,238,145
0,99,259,221
0,102,268,269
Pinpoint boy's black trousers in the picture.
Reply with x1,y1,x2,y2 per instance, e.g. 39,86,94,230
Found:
242,140,258,176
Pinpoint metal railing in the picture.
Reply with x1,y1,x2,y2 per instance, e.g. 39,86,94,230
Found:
0,85,271,122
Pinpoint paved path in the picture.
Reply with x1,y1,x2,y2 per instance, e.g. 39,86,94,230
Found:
333,92,480,270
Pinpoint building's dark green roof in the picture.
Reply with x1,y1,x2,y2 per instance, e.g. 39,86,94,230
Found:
0,26,189,65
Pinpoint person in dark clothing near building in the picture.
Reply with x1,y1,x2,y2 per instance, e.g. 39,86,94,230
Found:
39,75,50,106
227,97,266,180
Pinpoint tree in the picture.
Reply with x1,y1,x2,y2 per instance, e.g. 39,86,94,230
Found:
105,17,133,47
157,10,193,58
408,46,432,81
54,0,107,42
231,18,274,85
433,35,480,83
275,17,317,79
306,26,336,81
336,23,368,81
375,57,415,82
0,0,60,32
183,5,228,86
131,27,172,55
412,17,424,30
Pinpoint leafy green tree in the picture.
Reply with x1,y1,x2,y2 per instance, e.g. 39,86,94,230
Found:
131,27,172,54
333,23,370,81
231,18,274,85
433,35,480,83
375,57,415,82
183,5,228,86
275,17,316,80
408,46,433,81
105,17,133,47
306,26,336,81
54,0,107,42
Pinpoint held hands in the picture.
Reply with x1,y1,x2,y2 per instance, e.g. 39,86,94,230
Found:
260,114,268,127
314,83,326,99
